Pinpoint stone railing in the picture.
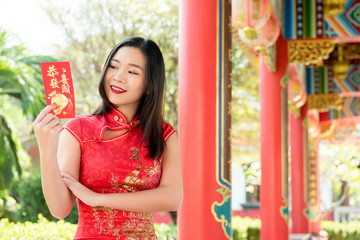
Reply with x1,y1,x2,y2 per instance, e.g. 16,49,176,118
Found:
333,206,360,222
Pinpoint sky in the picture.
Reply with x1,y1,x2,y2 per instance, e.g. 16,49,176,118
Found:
0,0,69,55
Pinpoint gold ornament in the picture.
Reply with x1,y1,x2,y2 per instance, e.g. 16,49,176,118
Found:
307,94,343,112
332,43,350,79
323,0,346,16
288,39,336,65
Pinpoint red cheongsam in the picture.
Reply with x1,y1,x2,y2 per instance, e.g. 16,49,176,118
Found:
63,108,175,240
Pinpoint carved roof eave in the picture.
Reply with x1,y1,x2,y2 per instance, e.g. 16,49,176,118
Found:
287,38,336,65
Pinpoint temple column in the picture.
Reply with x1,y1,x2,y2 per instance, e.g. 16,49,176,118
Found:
309,112,328,239
290,104,310,234
308,138,326,239
259,34,289,240
177,0,232,239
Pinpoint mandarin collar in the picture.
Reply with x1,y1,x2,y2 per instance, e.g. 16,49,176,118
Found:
106,108,140,129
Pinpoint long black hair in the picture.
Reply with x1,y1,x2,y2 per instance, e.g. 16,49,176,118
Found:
93,37,166,159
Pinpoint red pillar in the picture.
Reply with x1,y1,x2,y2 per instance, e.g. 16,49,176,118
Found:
177,0,232,239
308,139,323,235
290,104,310,233
259,34,289,240
309,112,328,235
305,112,327,239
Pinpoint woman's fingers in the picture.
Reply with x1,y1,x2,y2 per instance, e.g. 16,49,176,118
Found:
62,177,72,187
33,105,63,133
33,104,57,126
51,123,64,135
32,105,63,155
45,115,60,128
61,172,76,181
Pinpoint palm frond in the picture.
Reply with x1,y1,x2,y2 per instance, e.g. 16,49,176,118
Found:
0,114,21,190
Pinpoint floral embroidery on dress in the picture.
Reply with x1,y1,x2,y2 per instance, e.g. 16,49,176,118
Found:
121,219,156,240
121,212,156,240
110,147,161,192
144,158,161,176
92,206,121,238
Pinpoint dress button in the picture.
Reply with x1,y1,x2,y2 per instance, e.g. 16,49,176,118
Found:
114,116,119,121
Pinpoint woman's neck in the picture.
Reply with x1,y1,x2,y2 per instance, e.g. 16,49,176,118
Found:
116,106,138,123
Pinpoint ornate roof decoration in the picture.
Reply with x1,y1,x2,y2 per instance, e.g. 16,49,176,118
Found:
288,39,336,65
307,94,344,112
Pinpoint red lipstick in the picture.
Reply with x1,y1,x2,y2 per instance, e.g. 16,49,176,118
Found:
110,85,126,94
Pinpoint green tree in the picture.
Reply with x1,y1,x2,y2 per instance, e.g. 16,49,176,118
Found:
0,28,56,190
320,142,360,209
40,0,179,128
231,41,261,197
0,114,21,191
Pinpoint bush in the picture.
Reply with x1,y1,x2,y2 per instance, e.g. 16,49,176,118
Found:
10,169,78,223
155,223,177,240
232,217,360,240
247,227,260,240
0,214,77,239
323,221,360,240
0,194,20,221
232,216,260,240
0,215,177,240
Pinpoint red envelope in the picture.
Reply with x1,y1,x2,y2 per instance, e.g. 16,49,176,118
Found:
41,62,75,118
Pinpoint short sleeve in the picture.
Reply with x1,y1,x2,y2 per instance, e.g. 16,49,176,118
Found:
163,121,176,142
63,116,83,149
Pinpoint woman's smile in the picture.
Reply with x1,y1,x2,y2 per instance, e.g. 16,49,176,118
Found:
110,85,126,94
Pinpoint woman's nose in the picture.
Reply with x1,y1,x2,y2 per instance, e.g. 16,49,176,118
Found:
113,69,125,82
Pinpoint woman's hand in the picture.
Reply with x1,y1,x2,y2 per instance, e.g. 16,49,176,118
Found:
32,104,63,156
61,172,100,207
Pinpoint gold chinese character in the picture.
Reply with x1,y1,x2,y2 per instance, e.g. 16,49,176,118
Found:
50,78,60,88
60,73,69,84
61,83,70,94
47,65,59,78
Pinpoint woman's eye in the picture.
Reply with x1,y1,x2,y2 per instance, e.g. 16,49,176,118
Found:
109,65,116,69
128,71,138,75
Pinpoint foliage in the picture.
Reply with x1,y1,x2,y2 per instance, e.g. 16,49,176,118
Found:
0,114,21,190
320,142,360,206
0,28,57,195
247,227,260,240
231,42,260,143
323,221,360,240
40,0,179,128
10,169,78,223
231,41,261,193
0,215,177,240
154,223,177,240
232,216,261,240
0,215,77,240
232,217,360,240
0,28,56,119
0,194,20,221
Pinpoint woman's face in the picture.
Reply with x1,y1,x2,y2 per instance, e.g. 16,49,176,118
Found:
104,46,146,114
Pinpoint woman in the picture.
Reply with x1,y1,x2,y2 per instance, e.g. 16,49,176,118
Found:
33,37,183,239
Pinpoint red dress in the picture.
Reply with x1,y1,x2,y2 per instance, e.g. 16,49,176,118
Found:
63,108,175,240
